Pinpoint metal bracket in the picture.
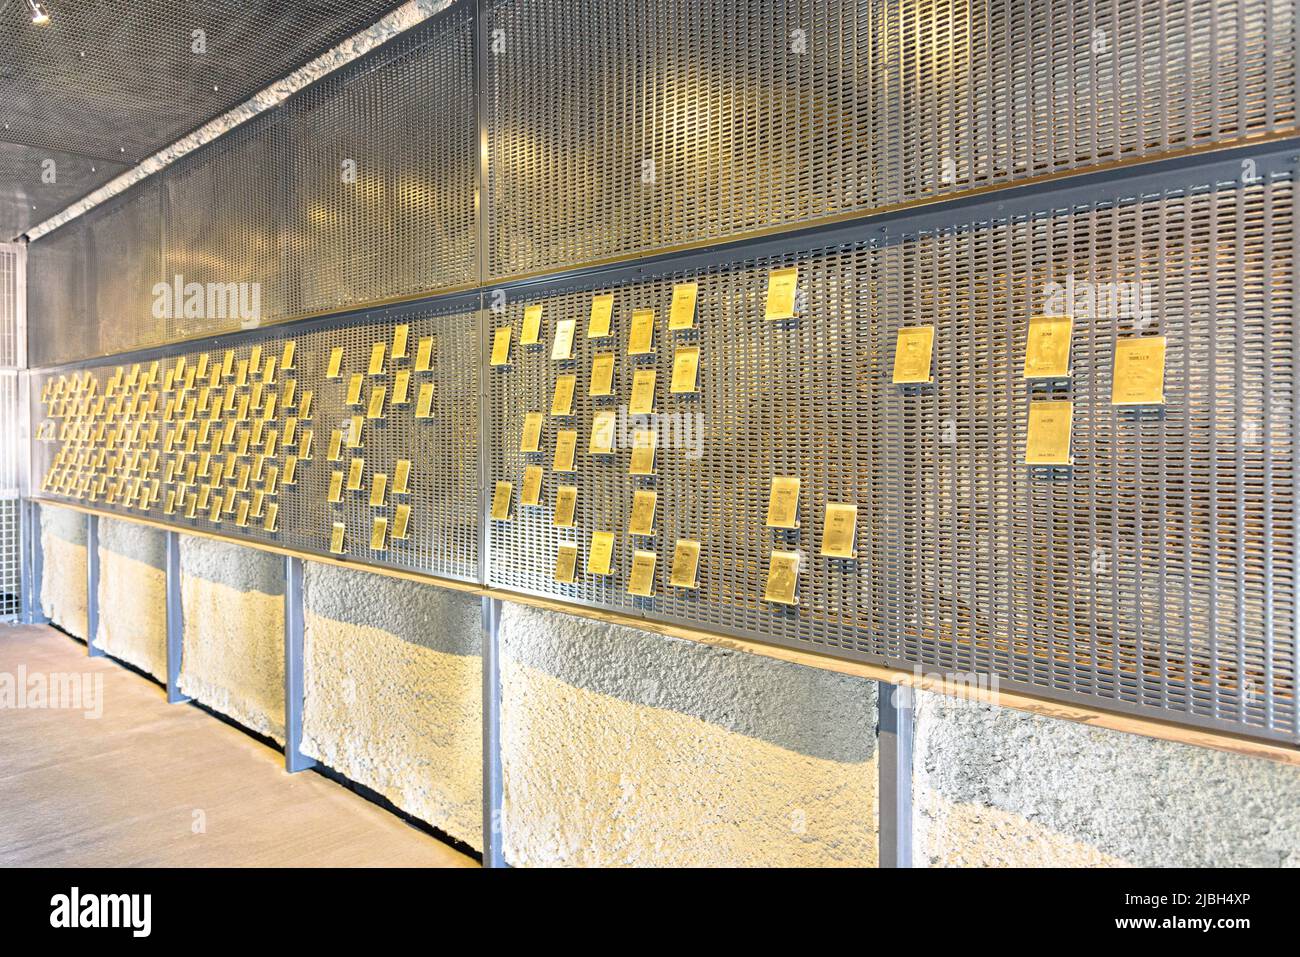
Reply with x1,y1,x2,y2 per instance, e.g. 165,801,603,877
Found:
481,593,505,867
85,512,102,655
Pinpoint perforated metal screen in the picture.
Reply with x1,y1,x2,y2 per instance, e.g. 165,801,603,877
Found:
31,299,480,584
485,165,1297,743
483,0,1298,278
25,5,479,363
0,245,23,620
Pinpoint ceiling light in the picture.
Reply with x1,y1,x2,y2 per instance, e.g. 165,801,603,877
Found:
27,1,50,25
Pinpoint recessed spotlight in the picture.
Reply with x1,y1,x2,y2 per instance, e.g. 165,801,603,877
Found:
27,1,50,25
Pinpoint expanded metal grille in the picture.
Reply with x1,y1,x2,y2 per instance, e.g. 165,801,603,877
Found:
0,245,22,620
31,301,480,584
483,0,1299,278
161,109,295,339
485,167,1297,742
24,6,479,363
90,183,164,356
26,218,88,367
285,5,478,315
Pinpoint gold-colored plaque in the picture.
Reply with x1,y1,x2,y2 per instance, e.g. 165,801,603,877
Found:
589,410,616,454
892,326,935,384
553,429,578,471
415,337,435,371
221,349,235,378
587,530,615,575
629,368,656,414
554,543,578,583
629,429,656,475
346,373,364,406
765,266,799,320
764,550,800,605
347,457,364,491
264,502,279,532
281,340,296,371
668,282,699,330
520,412,544,452
588,293,614,338
1023,314,1073,379
299,390,313,419
490,326,512,367
392,370,410,406
368,342,387,376
589,353,615,396
392,323,410,360
521,304,543,345
1111,335,1166,406
551,375,576,416
370,473,388,507
370,516,389,551
235,498,251,528
551,318,576,360
393,459,411,495
367,386,386,420
670,346,700,394
627,308,654,355
328,429,343,461
251,489,265,518
1025,399,1074,465
521,464,544,506
766,475,800,528
554,485,578,526
282,456,298,486
629,488,656,535
392,504,411,540
821,503,857,558
491,480,513,521
415,382,435,418
300,428,314,460
669,539,701,589
330,521,346,555
627,550,656,596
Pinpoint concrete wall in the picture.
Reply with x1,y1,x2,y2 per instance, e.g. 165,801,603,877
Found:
38,503,87,640
912,689,1300,867
499,602,878,867
177,536,285,744
92,517,167,681
300,562,482,848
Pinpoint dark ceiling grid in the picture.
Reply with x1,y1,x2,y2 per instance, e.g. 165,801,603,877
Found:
0,0,409,239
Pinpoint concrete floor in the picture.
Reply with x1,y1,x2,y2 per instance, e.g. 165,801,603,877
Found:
0,624,477,867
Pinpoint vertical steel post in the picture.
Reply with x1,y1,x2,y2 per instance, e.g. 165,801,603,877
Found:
877,680,913,868
283,555,315,773
164,530,189,704
481,594,505,867
85,513,102,656
20,500,48,624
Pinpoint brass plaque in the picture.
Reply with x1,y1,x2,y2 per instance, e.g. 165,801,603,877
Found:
669,539,701,589
553,486,578,526
588,293,614,339
765,266,799,320
414,382,435,419
587,530,615,575
766,475,800,528
551,374,576,416
589,410,616,454
627,550,656,597
490,326,512,367
415,337,435,371
368,342,387,376
821,503,857,558
346,373,364,406
491,480,513,521
281,340,296,371
370,472,388,507
551,318,576,360
366,386,386,420
628,429,656,475
553,430,578,472
329,521,346,554
589,352,615,396
668,281,699,330
1023,314,1073,379
521,304,543,345
627,308,654,355
392,370,410,406
521,464,544,506
370,516,388,551
629,488,656,535
892,326,935,384
629,368,656,414
520,411,544,452
1111,335,1166,406
393,459,411,495
346,457,364,491
554,543,578,583
1025,399,1074,465
670,346,699,394
392,504,411,540
392,323,410,360
764,550,800,605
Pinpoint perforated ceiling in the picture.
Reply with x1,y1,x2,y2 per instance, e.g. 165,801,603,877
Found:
0,0,408,239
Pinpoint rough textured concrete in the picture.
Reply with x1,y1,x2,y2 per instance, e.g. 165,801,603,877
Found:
499,603,877,867
38,504,87,640
92,518,167,681
30,0,451,240
300,563,482,849
178,536,285,744
912,689,1300,867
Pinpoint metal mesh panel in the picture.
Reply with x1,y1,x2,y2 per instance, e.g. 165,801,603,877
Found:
286,6,478,315
161,111,295,339
26,218,89,367
88,183,164,356
483,0,1299,279
485,167,1297,742
0,243,20,368
31,301,480,583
